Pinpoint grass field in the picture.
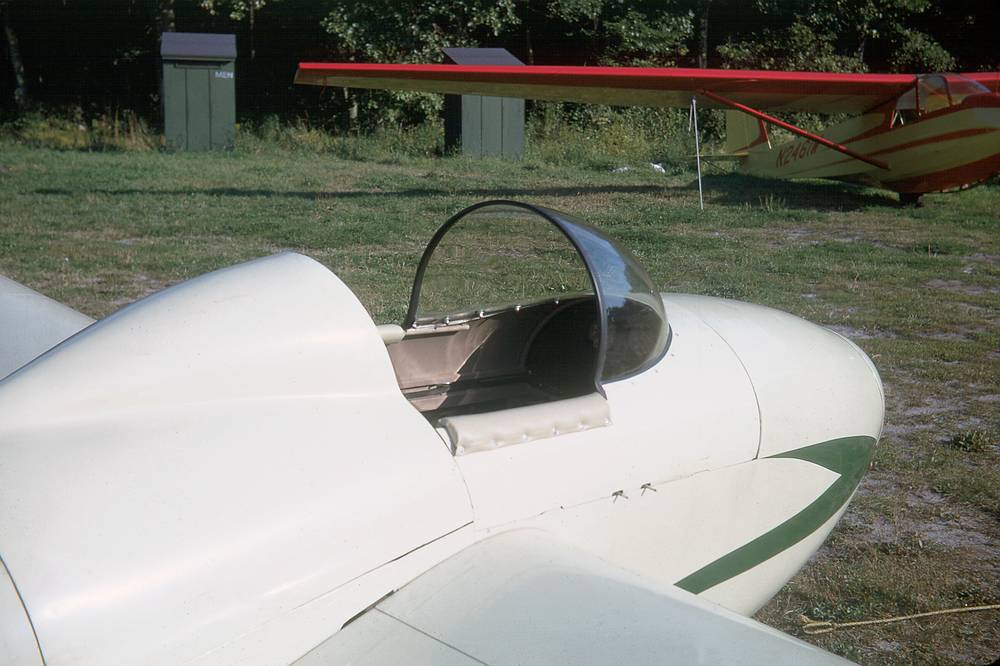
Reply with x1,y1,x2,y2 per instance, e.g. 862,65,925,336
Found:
1,130,998,664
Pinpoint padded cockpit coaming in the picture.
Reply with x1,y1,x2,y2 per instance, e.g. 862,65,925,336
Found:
387,297,599,421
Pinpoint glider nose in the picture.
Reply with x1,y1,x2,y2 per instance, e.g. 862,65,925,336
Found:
662,295,884,458
827,329,884,407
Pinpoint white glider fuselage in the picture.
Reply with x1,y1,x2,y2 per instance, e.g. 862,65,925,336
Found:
0,253,883,665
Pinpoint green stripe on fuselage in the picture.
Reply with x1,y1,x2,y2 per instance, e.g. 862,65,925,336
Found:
675,435,875,595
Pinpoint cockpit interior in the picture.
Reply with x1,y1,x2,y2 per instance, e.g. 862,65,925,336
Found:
381,201,670,432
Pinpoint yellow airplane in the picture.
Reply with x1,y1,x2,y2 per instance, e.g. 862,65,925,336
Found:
295,64,1000,204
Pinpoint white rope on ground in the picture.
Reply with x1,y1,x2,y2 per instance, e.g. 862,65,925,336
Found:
798,603,1000,635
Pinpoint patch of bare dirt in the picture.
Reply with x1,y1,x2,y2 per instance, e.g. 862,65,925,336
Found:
784,228,812,241
926,278,1000,296
842,499,997,561
901,396,964,418
925,331,975,342
108,273,168,309
961,253,1000,264
826,324,898,340
882,421,935,438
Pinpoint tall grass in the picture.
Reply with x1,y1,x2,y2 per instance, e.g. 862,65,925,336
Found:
1,106,712,173
1,108,158,151
233,115,445,161
525,103,705,172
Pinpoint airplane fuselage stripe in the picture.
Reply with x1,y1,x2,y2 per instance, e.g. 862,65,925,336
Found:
674,435,875,595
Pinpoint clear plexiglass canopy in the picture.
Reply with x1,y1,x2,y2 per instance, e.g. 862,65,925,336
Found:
896,74,991,114
404,201,670,385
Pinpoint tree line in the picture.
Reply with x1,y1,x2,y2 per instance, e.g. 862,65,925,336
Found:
1,0,996,129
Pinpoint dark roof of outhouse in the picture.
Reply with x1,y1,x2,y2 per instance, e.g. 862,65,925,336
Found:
442,48,523,66
161,32,236,60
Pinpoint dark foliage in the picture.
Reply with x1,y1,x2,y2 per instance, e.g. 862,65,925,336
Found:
0,0,996,128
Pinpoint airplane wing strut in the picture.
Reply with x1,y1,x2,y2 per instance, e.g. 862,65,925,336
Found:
698,89,890,170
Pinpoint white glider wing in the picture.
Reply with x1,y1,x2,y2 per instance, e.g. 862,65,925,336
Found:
0,276,94,379
297,530,849,665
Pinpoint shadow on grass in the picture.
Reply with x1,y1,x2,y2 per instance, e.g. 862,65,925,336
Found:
700,173,899,210
33,174,899,210
34,184,668,200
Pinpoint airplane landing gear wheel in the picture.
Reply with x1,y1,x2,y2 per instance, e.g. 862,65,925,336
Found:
899,192,924,207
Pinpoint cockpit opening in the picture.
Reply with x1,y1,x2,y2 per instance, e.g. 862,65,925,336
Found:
896,74,991,119
384,201,670,426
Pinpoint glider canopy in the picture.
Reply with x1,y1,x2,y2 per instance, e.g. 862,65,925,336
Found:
405,200,669,385
896,73,992,113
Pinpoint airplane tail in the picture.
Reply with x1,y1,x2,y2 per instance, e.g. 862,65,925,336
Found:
724,110,769,155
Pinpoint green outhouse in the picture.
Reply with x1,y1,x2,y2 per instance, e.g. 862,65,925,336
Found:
161,32,236,151
442,48,525,160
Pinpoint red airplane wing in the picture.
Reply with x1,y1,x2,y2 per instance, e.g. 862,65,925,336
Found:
295,63,917,114
965,71,1000,93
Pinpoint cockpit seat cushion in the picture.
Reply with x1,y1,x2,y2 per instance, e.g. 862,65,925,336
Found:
440,393,611,456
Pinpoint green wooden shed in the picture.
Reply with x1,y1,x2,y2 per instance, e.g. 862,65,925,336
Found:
442,48,525,160
161,32,236,151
